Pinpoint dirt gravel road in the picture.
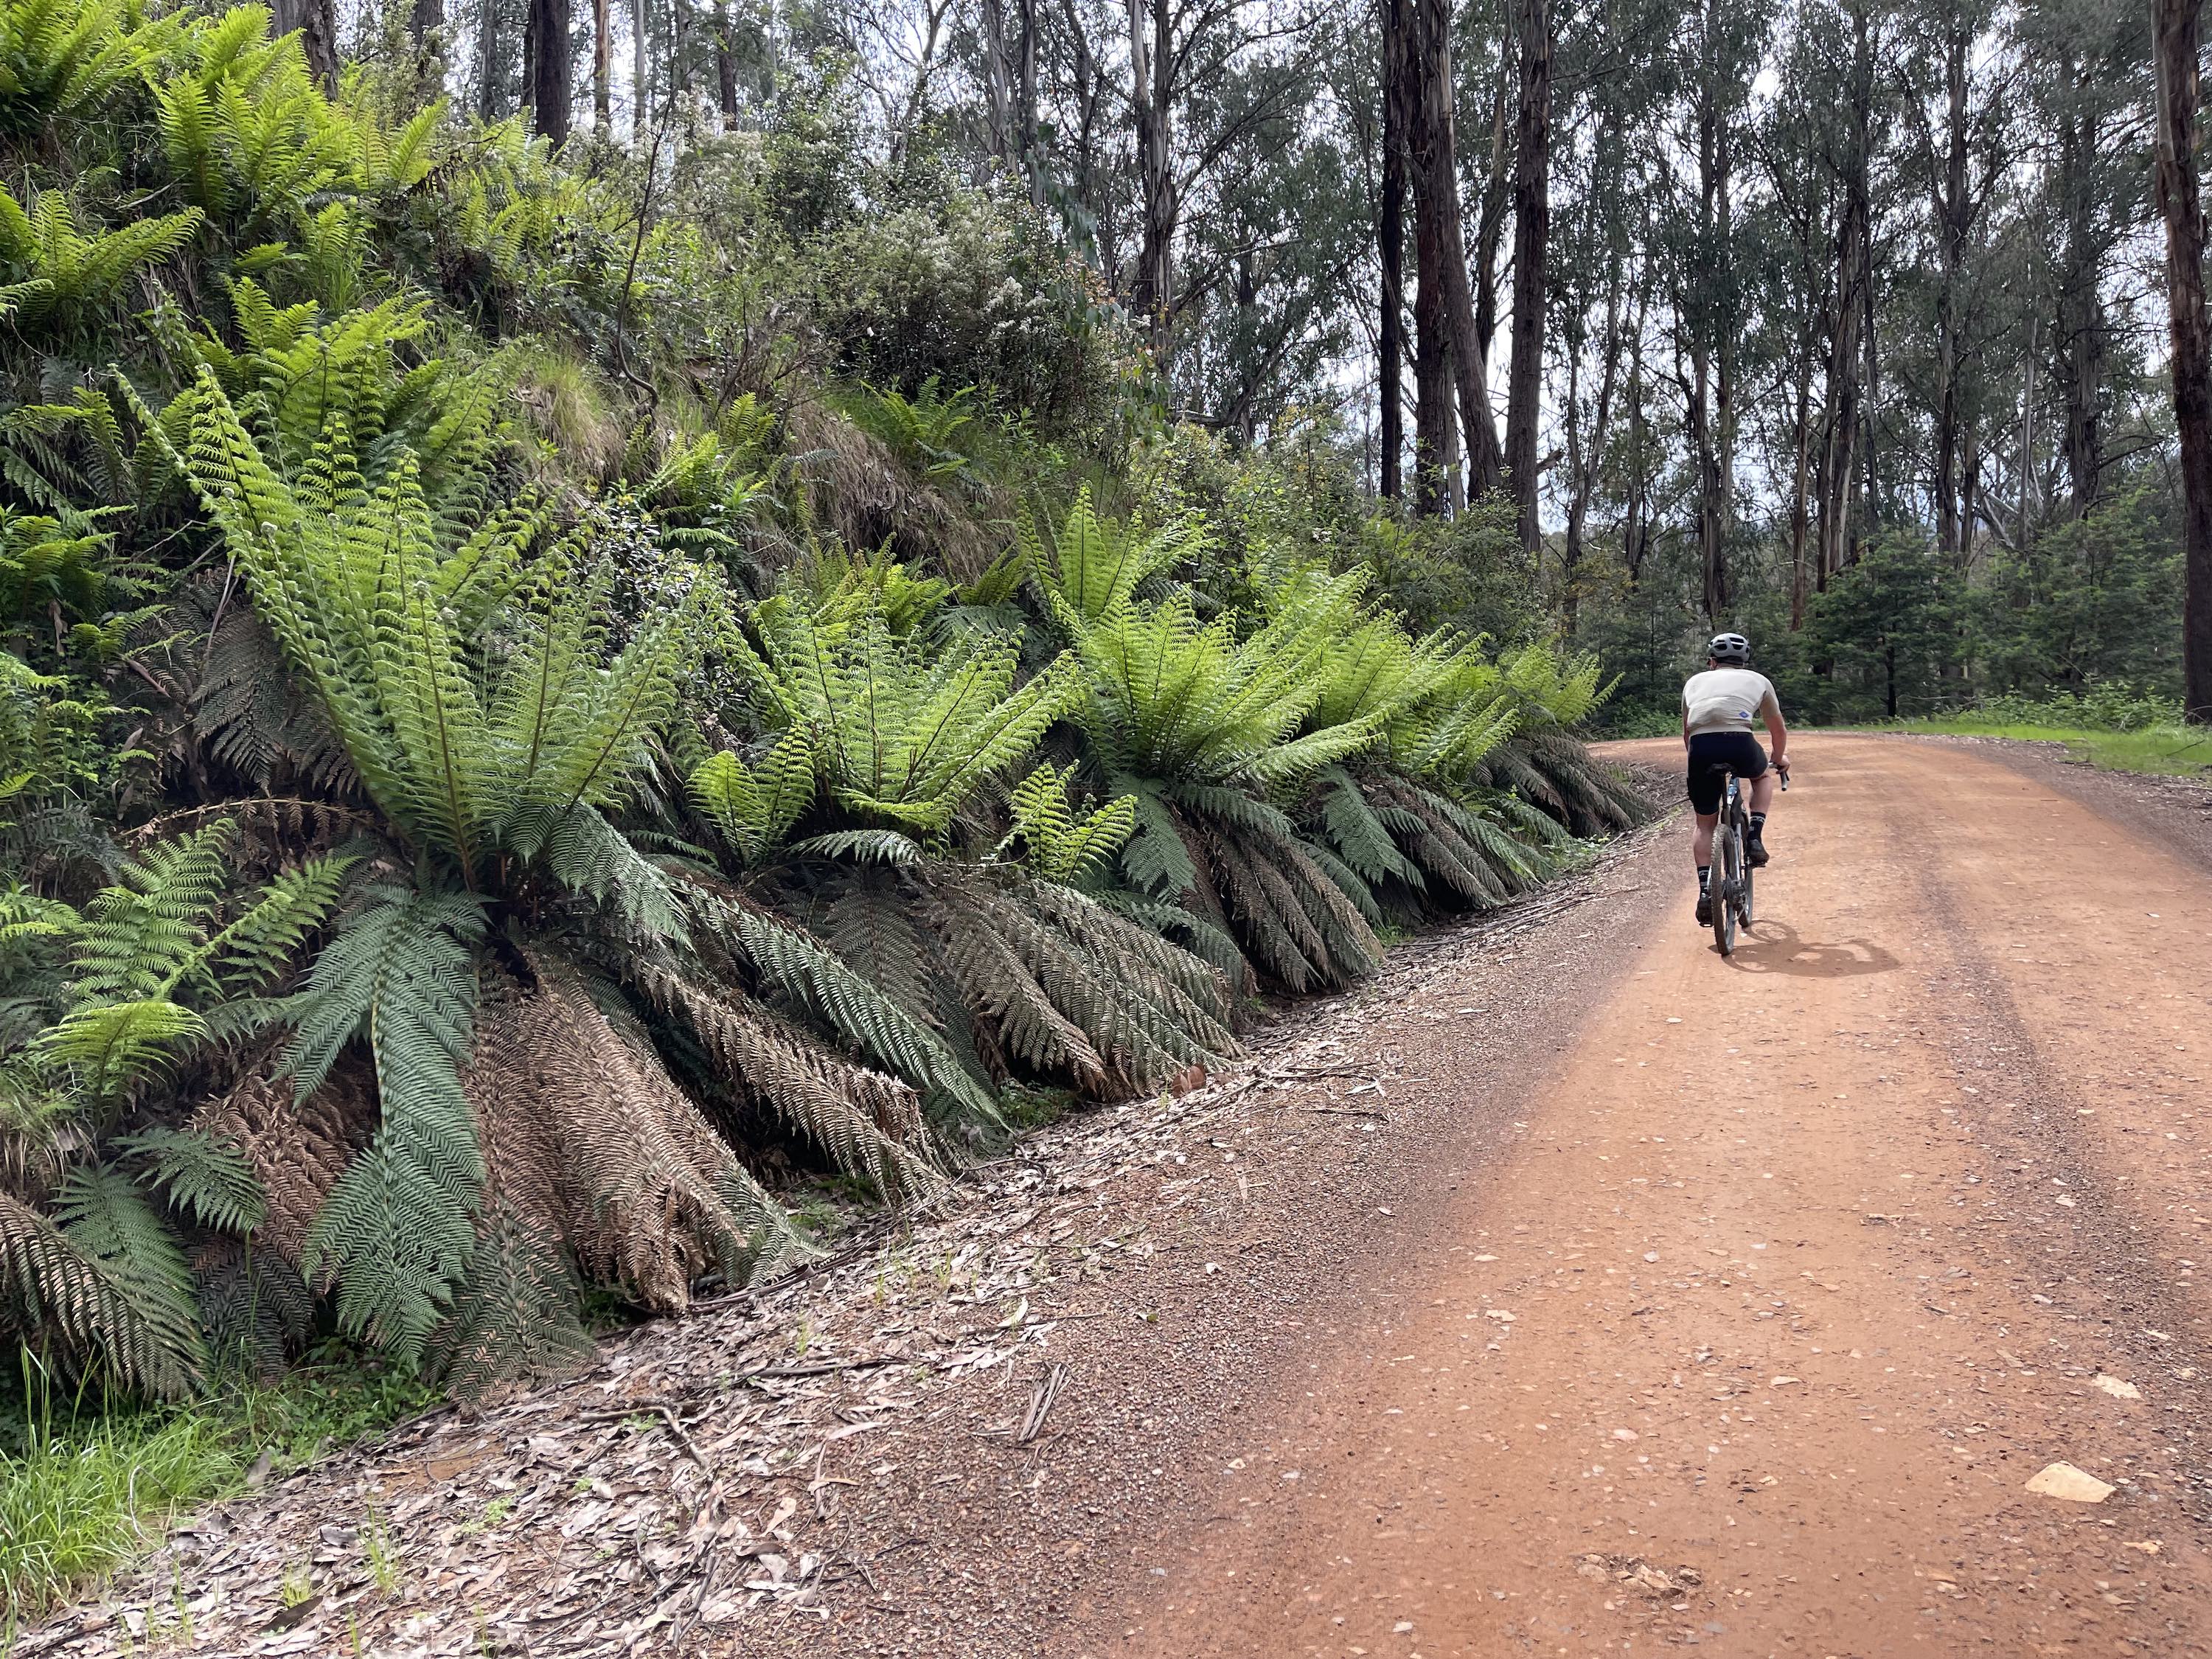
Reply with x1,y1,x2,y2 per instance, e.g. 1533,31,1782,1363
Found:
1106,734,2212,1659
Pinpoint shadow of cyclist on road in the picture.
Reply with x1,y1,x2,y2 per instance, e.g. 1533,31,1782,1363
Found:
1725,917,1898,978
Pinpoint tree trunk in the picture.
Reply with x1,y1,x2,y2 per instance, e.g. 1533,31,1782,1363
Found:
1475,58,1512,370
2155,0,2212,720
1127,0,1176,364
2017,314,2037,540
1562,250,1624,635
984,0,1041,201
1930,18,1971,555
273,0,340,91
524,0,571,143
1503,0,1551,549
410,0,444,95
632,0,649,137
2055,71,2107,518
1410,0,1503,497
477,0,502,119
1683,2,1736,625
594,0,613,131
1413,144,1455,516
713,0,737,128
1380,0,1411,501
1018,0,1040,203
1621,283,1651,586
981,0,1013,162
1815,0,1872,584
1787,350,1812,629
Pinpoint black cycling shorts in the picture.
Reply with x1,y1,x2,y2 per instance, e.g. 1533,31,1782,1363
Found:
1686,730,1767,815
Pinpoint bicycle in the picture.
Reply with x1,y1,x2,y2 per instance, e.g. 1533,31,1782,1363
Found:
1711,764,1787,957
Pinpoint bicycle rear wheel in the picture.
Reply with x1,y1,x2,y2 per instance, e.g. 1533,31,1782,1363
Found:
1712,797,1739,956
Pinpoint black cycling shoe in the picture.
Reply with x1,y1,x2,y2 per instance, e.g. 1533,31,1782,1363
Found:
1694,886,1713,925
1745,829,1770,868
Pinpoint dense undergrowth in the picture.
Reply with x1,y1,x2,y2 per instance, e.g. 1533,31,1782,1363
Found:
0,2,1644,1616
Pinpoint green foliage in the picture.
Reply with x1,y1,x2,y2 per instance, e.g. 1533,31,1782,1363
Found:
835,378,981,483
0,1393,239,1626
0,1358,436,1624
169,373,697,898
0,0,1638,1443
1005,763,1135,883
113,1127,267,1233
288,888,484,1363
734,595,1079,836
1026,486,1202,627
0,186,202,336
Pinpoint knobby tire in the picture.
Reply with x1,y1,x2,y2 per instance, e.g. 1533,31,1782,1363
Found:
1713,792,1739,956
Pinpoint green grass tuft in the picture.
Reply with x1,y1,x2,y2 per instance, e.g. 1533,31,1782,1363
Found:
0,1360,435,1635
0,1410,237,1632
1886,717,2212,778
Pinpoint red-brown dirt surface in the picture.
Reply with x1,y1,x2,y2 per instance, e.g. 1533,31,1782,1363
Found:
1105,734,2211,1659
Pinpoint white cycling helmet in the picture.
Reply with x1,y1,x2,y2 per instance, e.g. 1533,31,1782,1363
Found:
1708,632,1751,664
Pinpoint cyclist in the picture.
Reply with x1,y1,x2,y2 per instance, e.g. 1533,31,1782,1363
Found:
1683,633,1790,925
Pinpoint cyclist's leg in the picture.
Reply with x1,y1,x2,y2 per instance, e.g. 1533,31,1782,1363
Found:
1717,734,1773,865
1685,736,1728,922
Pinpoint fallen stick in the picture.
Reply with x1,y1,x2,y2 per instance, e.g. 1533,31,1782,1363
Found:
1018,1363,1068,1444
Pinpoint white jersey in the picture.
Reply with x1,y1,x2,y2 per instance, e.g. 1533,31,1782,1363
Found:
1682,668,1780,737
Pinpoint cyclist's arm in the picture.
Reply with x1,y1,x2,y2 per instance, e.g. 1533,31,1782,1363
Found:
1764,706,1790,771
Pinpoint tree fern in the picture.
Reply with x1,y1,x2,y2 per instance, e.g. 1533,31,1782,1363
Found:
0,0,190,136
0,184,202,334
289,886,484,1359
1025,486,1203,627
736,597,1079,835
164,372,698,897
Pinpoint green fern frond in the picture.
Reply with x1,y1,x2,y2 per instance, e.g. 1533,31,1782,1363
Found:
0,1190,198,1399
1005,763,1135,883
114,1126,269,1233
786,829,925,866
54,1164,205,1376
286,886,485,1359
424,1206,596,1400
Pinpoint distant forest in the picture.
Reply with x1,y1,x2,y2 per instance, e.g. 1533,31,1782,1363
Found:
324,0,2212,722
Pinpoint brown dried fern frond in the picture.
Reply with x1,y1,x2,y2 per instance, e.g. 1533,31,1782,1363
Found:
631,963,942,1201
466,967,805,1314
192,1064,366,1265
